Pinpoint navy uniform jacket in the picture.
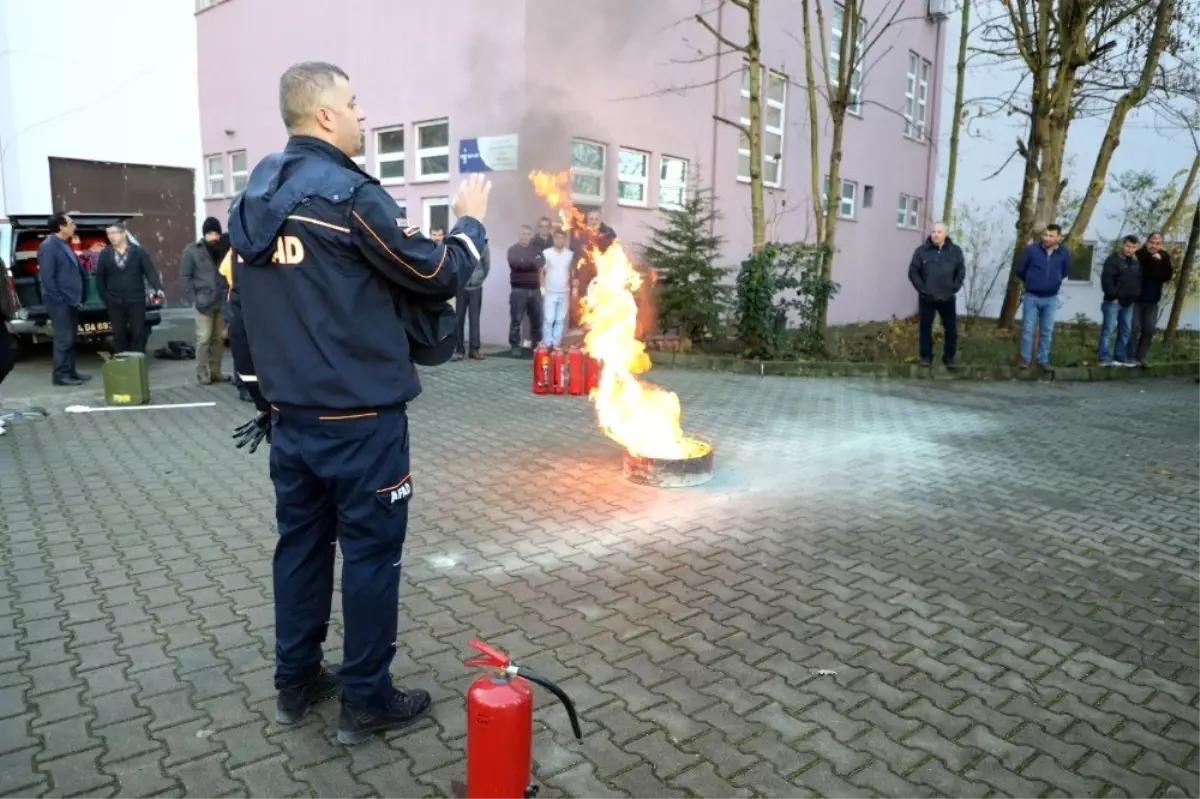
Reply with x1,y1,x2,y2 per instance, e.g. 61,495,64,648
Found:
225,136,486,411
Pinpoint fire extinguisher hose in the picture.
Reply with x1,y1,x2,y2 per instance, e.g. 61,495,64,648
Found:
519,668,584,740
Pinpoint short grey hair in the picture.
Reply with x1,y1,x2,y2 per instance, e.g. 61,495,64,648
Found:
279,61,349,132
932,221,948,230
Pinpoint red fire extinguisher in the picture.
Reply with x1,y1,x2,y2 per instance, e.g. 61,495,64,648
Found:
532,346,552,395
551,349,568,394
586,355,601,393
566,348,585,395
465,639,583,799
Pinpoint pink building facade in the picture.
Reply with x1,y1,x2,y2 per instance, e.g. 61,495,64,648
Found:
195,0,946,345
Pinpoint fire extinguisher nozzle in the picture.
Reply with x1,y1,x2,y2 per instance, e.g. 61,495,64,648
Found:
520,669,584,741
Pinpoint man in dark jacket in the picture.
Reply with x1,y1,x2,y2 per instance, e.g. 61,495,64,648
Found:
532,216,555,252
1097,234,1141,365
97,222,164,353
1131,231,1174,366
226,61,489,746
907,222,965,368
570,209,617,329
454,241,489,361
1014,223,1072,368
507,224,543,356
37,213,91,386
180,217,230,384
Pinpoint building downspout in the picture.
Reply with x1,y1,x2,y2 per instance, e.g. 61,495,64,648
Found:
708,0,723,235
926,16,946,224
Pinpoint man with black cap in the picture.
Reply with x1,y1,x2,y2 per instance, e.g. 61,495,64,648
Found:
180,216,231,384
225,61,489,746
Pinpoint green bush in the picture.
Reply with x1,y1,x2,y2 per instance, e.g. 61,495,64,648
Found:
736,242,838,359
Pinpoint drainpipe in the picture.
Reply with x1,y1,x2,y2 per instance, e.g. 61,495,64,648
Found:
708,0,723,235
926,16,946,224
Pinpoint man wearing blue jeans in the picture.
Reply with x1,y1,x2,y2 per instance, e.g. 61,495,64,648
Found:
1015,223,1071,369
1097,235,1141,365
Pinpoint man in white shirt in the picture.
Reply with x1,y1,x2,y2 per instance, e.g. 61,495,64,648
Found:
540,228,573,348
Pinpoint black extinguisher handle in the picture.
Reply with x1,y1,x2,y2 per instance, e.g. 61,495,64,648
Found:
520,668,584,740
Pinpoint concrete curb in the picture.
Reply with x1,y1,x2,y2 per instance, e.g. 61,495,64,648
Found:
647,350,1200,381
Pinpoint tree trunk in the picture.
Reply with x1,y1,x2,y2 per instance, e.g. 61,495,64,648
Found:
941,0,971,224
1165,203,1199,340
801,0,825,246
1064,0,1177,253
746,0,766,251
1161,152,1199,236
997,110,1045,327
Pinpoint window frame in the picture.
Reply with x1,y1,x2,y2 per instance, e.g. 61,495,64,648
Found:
617,147,650,207
414,118,451,182
204,154,225,198
375,126,406,185
659,155,689,210
570,138,607,204
897,193,923,229
823,175,857,220
229,150,248,194
830,4,865,116
1067,241,1096,283
763,70,787,187
422,196,451,236
905,52,932,141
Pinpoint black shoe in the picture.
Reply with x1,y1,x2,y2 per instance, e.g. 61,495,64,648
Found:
918,358,932,367
71,373,92,382
336,687,432,746
275,666,341,725
53,377,83,386
943,358,958,371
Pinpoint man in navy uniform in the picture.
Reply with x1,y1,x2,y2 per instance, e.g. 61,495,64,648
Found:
225,61,490,746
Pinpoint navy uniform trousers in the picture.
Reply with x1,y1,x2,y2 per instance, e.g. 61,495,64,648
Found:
269,405,412,709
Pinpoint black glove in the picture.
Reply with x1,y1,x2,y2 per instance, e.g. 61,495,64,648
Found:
232,411,272,454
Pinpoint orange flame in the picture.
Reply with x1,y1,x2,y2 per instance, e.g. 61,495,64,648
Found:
529,170,700,460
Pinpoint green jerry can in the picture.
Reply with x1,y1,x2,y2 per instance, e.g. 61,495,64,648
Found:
102,352,150,406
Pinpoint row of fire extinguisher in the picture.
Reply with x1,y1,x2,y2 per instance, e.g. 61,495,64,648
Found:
532,345,601,396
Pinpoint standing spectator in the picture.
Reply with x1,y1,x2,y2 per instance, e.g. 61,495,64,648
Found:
907,222,965,369
180,217,230,384
570,209,617,329
429,225,445,243
540,228,573,348
96,222,164,353
37,213,91,386
1098,235,1141,366
532,216,555,252
1015,223,1071,369
507,224,543,357
1131,231,1174,366
453,241,489,361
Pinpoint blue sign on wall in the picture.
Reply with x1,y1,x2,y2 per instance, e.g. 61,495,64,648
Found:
458,134,518,173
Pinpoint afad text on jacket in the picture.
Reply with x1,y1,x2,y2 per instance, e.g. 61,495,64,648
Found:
225,136,487,411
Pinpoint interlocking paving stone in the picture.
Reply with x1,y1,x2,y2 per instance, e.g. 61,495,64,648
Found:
2,360,1198,797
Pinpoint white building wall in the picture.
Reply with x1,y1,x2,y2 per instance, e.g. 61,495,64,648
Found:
0,0,204,233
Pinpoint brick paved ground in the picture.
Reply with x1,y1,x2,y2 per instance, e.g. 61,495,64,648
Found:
1,357,1197,798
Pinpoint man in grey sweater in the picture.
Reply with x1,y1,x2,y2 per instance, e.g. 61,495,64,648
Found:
453,229,489,361
179,216,230,384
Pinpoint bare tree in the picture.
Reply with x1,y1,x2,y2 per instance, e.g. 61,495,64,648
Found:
1166,203,1199,339
951,202,1009,315
942,0,973,224
968,0,1199,327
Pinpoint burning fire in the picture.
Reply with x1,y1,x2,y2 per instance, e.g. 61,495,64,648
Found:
530,170,704,461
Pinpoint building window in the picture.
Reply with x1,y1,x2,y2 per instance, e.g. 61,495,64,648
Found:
1068,242,1096,282
905,53,932,140
830,4,865,115
617,148,649,206
352,154,367,171
376,127,405,183
739,66,786,185
863,184,874,208
422,197,450,235
897,193,922,228
230,150,248,193
394,199,408,225
571,138,606,203
659,156,688,210
823,176,857,219
205,155,224,198
415,119,450,180
764,71,786,186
